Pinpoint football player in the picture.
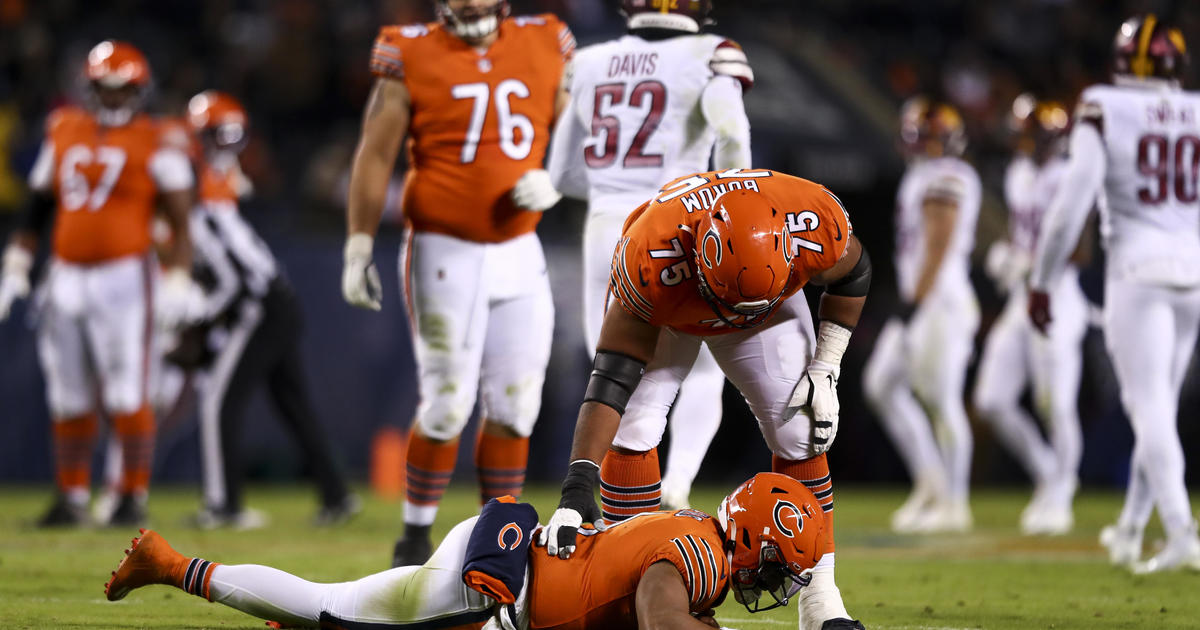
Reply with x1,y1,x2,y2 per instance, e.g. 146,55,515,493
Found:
542,170,870,630
106,473,828,630
863,98,980,534
0,41,196,526
181,91,358,529
1029,14,1200,573
341,0,575,566
546,0,765,511
973,97,1087,535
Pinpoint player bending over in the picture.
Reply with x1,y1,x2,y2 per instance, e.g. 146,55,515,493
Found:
106,473,826,630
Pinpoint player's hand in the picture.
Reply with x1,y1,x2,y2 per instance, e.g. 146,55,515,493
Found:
537,459,601,558
342,233,382,311
1028,289,1051,335
511,169,562,212
0,244,32,322
156,267,203,330
785,360,840,456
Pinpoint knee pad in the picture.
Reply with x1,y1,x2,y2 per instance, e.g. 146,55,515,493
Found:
478,375,544,438
102,384,144,418
415,378,477,442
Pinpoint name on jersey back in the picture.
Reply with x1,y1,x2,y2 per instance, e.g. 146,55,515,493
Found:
608,52,659,78
1145,100,1197,127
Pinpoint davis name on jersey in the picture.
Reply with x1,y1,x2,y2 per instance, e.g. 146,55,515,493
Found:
564,34,752,212
370,15,574,243
1078,84,1200,285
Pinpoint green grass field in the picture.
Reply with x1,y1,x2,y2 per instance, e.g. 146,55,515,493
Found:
1,484,1197,629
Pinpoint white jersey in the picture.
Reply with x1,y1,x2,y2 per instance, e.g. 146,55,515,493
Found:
1003,155,1040,258
1082,83,1200,285
893,156,982,302
551,33,752,214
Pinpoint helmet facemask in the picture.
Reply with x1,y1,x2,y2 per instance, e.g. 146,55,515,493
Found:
88,82,147,127
436,0,510,42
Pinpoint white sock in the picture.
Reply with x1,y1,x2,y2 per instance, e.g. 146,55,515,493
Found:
404,502,439,527
208,564,330,626
798,554,850,630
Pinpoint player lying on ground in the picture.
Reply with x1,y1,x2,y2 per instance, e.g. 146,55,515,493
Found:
105,473,826,630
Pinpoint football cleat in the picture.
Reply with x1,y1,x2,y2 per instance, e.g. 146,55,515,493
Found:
37,495,91,528
313,494,362,527
908,498,971,534
106,494,149,528
105,529,188,601
1099,523,1143,567
621,0,713,33
392,533,434,568
189,506,268,531
890,472,947,533
820,620,866,630
1133,534,1200,574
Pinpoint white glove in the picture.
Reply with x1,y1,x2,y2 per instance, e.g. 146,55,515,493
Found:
342,233,382,311
0,244,33,321
784,359,840,456
511,169,562,211
537,507,584,558
156,267,203,330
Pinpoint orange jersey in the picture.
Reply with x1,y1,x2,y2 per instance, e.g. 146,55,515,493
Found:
37,106,192,264
611,170,852,335
528,510,729,630
370,16,574,243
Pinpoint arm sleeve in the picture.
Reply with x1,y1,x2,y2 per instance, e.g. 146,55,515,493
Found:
547,87,590,199
1029,122,1105,290
645,533,725,611
149,148,195,193
370,26,407,80
27,140,55,192
701,76,751,170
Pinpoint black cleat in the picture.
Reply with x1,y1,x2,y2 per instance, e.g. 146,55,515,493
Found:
314,494,362,527
36,496,90,528
821,619,866,630
107,494,148,527
391,534,433,567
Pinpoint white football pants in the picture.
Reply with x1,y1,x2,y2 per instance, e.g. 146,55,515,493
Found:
36,255,153,419
864,288,979,502
613,295,817,461
205,516,502,627
400,231,555,441
1103,278,1200,538
972,270,1087,487
584,209,725,496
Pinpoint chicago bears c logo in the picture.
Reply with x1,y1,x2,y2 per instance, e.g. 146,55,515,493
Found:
772,500,804,538
497,522,523,550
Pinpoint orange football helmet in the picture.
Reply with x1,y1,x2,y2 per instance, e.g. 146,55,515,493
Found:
899,96,966,159
187,90,249,154
692,189,792,329
84,40,151,126
718,473,827,613
1113,14,1188,82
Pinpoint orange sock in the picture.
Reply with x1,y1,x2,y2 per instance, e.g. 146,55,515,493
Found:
600,448,661,524
405,427,459,517
475,431,528,504
112,406,155,495
774,453,835,555
181,557,221,601
52,414,99,492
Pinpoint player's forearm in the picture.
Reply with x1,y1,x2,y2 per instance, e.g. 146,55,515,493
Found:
346,148,394,237
568,402,623,465
817,293,864,332
1030,126,1105,290
159,191,193,270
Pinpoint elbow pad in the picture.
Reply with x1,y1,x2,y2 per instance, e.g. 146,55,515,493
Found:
826,246,871,297
582,351,646,415
16,191,55,236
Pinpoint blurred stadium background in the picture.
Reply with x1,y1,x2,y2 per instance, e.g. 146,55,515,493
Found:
0,0,1198,494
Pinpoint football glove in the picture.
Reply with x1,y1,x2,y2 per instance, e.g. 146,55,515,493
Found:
537,459,601,558
342,233,382,311
0,244,32,321
1028,289,1051,334
784,359,840,456
511,169,561,212
156,267,204,330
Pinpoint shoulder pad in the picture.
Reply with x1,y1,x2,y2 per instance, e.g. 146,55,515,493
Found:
710,39,753,91
46,105,85,134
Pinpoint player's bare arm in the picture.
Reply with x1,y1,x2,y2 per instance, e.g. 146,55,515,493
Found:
809,234,868,330
636,561,722,630
911,193,958,307
342,77,411,310
157,189,193,270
